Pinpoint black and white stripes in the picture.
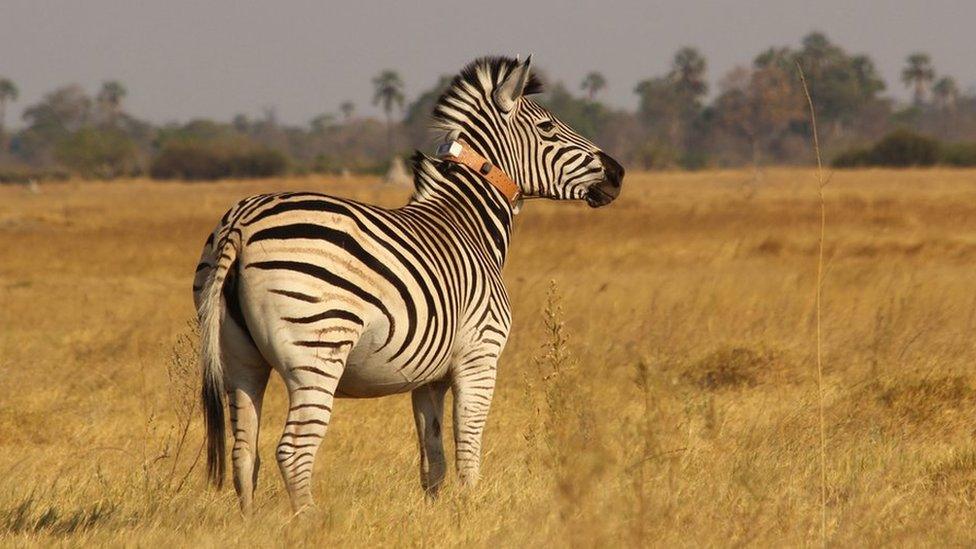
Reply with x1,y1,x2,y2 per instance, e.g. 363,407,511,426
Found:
194,55,623,513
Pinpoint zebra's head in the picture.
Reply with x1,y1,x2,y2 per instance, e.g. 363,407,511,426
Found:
433,56,624,208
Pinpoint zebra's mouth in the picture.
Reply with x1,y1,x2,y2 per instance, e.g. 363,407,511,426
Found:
585,183,617,208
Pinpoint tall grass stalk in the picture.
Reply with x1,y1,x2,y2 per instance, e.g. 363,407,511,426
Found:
535,280,605,541
796,62,829,546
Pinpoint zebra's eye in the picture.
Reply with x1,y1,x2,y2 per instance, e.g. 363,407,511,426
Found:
537,120,555,132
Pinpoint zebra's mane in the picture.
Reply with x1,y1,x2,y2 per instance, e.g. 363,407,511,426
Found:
416,57,543,200
408,152,449,201
430,56,544,133
408,150,505,206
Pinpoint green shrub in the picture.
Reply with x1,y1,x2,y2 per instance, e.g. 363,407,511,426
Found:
679,150,709,170
311,154,341,174
941,142,976,167
832,147,874,168
150,143,223,180
870,129,940,167
0,165,71,184
149,142,288,180
55,128,140,179
631,141,678,170
832,130,941,168
224,147,288,178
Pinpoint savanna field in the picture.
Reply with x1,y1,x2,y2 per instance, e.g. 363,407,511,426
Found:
1,169,975,546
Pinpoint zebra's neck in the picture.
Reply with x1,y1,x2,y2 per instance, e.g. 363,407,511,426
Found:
408,152,514,268
454,134,523,194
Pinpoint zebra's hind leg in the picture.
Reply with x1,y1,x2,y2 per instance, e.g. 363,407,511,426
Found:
411,379,449,497
223,328,272,515
275,341,352,512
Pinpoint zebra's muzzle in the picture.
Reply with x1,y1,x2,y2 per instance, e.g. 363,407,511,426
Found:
585,152,624,208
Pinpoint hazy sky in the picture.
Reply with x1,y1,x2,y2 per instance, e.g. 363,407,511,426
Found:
2,1,975,127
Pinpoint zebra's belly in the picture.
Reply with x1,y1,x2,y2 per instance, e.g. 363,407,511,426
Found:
335,327,452,397
336,354,450,398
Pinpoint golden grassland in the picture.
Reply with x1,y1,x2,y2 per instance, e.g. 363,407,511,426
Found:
1,169,975,546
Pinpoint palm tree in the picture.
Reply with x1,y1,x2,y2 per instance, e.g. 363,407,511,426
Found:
0,77,19,141
901,53,935,107
372,70,404,157
309,113,337,134
932,76,959,110
232,113,251,133
97,80,127,123
580,71,606,100
670,47,708,98
340,101,355,121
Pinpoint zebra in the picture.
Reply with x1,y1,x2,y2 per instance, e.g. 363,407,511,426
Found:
193,55,624,513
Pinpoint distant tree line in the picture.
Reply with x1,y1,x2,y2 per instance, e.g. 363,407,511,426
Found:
1,31,976,181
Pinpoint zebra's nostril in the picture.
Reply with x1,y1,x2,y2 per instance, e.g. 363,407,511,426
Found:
597,152,624,188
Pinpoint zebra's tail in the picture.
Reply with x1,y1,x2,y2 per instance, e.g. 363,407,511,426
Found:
198,235,238,489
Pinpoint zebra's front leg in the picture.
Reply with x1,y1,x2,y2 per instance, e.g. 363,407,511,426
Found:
451,358,498,486
276,348,348,512
411,379,449,497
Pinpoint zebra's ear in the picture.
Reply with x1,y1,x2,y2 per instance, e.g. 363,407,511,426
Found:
493,55,533,113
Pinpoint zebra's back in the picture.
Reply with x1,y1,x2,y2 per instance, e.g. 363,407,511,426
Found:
194,190,509,398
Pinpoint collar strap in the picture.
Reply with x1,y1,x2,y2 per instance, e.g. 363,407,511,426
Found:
435,140,521,206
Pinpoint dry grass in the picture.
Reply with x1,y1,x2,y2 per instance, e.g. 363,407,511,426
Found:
1,168,976,546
